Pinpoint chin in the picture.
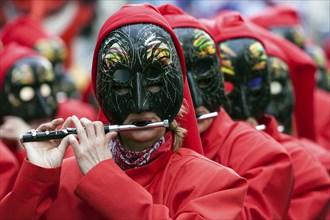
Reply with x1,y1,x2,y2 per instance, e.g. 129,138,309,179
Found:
197,119,212,134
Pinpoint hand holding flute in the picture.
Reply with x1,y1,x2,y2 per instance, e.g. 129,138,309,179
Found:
23,117,74,169
22,116,119,171
20,119,169,142
21,115,170,173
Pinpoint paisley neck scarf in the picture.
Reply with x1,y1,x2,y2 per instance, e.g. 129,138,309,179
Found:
109,135,165,170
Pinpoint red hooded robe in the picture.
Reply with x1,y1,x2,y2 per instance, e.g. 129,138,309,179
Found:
211,11,330,219
0,43,43,164
249,22,330,174
0,4,248,220
250,4,330,149
259,115,330,219
159,5,295,219
0,141,19,200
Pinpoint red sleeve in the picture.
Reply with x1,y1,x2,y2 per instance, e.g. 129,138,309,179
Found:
299,137,330,175
202,116,295,219
75,159,163,219
0,144,19,199
284,140,330,219
314,89,330,151
235,132,294,220
75,157,248,219
168,155,248,220
13,149,26,165
0,159,61,220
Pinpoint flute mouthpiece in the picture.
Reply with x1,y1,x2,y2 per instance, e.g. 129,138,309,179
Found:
132,120,152,126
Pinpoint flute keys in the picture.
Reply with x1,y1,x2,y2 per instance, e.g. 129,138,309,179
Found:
62,128,68,134
27,129,38,137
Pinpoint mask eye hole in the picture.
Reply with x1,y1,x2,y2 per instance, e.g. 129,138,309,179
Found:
197,77,212,89
40,84,51,97
145,66,161,80
247,77,262,90
224,81,234,95
195,59,213,75
113,69,131,83
270,81,282,95
20,86,35,101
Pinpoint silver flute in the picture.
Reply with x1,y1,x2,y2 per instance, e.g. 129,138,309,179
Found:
197,112,218,121
20,120,169,142
256,124,285,132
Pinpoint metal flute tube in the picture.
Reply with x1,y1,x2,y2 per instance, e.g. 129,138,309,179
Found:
20,120,169,143
256,125,285,132
256,124,266,130
197,112,218,121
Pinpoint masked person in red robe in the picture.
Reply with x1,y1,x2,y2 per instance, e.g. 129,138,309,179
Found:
158,4,295,219
0,15,78,99
248,21,330,176
0,43,60,164
250,4,330,151
210,11,329,219
0,4,248,219
0,15,98,130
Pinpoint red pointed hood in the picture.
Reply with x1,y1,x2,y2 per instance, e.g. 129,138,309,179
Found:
0,43,39,94
158,3,219,58
0,15,50,47
92,3,203,154
249,4,301,28
158,4,209,31
248,20,316,140
210,11,266,45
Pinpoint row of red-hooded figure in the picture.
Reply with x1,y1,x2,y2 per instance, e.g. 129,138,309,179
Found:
250,4,330,151
0,2,329,220
159,4,329,219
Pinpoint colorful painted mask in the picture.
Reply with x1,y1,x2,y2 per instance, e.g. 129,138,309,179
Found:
34,37,68,65
305,44,330,92
174,28,225,113
220,38,269,120
0,56,58,123
265,56,294,132
269,25,305,49
34,37,78,99
96,23,184,124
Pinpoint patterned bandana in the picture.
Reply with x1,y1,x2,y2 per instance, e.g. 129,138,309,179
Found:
110,135,165,170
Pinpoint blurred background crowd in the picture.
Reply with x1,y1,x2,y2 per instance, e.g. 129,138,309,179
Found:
1,0,328,97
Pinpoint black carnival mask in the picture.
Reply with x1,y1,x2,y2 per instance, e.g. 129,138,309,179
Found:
305,44,330,92
265,56,294,131
174,28,225,113
0,56,58,123
220,38,269,120
96,23,184,125
34,37,68,66
34,38,77,99
269,25,305,49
